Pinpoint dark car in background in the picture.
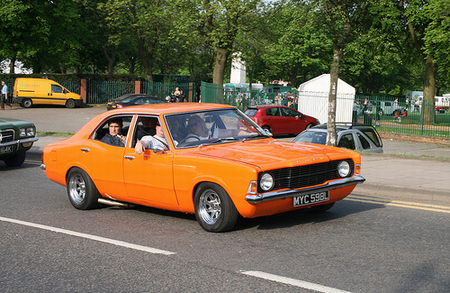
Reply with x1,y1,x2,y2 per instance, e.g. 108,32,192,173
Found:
0,118,38,166
293,123,383,153
106,94,165,110
244,105,319,136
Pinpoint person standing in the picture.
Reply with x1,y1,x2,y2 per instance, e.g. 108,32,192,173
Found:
1,81,12,110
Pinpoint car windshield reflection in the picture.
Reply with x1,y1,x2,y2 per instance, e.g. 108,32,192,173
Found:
165,109,266,148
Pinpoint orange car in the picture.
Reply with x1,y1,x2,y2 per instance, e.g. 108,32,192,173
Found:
41,103,365,232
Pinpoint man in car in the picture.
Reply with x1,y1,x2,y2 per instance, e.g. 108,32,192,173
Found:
135,121,172,154
101,118,127,147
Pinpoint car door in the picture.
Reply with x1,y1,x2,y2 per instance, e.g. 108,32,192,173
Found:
280,107,306,134
49,84,68,106
80,115,134,201
265,107,284,134
123,115,178,208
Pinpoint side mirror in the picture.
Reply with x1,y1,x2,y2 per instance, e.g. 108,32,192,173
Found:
263,129,273,136
152,145,166,154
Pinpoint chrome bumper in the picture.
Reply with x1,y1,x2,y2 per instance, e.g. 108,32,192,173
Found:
245,176,366,203
0,137,39,147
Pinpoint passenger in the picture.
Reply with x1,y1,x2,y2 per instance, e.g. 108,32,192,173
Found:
136,117,157,139
185,115,210,142
135,121,174,154
101,118,126,147
167,117,185,142
184,115,248,143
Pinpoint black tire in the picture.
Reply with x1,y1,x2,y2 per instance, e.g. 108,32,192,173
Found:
194,183,239,232
22,99,32,108
66,168,100,210
4,152,26,167
309,202,335,213
378,109,384,116
65,99,76,108
262,126,272,134
305,123,314,130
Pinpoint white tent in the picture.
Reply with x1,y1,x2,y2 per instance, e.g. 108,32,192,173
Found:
297,74,355,124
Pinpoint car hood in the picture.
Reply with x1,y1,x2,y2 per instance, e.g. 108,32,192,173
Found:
0,117,34,128
194,138,357,171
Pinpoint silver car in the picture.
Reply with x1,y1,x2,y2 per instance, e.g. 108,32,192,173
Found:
293,123,383,153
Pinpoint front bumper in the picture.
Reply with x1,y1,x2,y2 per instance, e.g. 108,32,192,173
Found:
245,175,365,203
0,137,39,148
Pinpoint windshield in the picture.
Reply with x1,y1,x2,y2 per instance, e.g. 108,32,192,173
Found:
293,131,327,145
165,109,267,148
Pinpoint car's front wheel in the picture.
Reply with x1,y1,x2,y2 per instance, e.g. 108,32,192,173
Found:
67,168,100,210
65,99,76,108
4,152,26,167
194,183,239,232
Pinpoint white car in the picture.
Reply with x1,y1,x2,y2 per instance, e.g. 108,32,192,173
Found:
293,123,383,153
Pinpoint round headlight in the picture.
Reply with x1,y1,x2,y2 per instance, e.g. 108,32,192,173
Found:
260,173,274,191
337,161,351,177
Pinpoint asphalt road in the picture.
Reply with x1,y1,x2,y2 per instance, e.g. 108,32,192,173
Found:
1,158,450,292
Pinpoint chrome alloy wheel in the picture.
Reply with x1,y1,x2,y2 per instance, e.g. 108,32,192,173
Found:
198,189,222,225
68,174,87,204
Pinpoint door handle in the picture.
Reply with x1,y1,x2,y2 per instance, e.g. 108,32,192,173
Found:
124,156,135,160
81,148,90,152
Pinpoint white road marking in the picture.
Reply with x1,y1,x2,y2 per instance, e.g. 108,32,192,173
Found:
0,216,176,255
240,271,352,293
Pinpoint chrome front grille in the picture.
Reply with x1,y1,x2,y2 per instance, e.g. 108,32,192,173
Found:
260,160,355,192
0,129,14,143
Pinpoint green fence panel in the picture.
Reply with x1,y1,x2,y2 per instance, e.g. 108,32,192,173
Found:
142,82,191,100
86,80,134,104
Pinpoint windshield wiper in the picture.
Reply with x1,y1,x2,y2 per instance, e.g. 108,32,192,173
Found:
198,137,239,148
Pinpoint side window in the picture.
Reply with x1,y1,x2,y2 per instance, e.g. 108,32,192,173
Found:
51,84,63,93
267,108,281,116
92,116,132,147
357,133,371,150
282,108,297,117
338,134,356,150
133,116,159,145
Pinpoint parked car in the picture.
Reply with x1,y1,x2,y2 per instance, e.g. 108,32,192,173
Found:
41,103,364,232
106,94,164,110
375,100,405,116
0,117,38,166
13,78,83,108
244,105,319,136
293,123,383,153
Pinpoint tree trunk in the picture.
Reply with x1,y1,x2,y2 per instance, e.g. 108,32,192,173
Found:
137,38,154,82
422,56,436,124
9,57,16,74
103,45,116,75
213,47,229,85
326,46,340,146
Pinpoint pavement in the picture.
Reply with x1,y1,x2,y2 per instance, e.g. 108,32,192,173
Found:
4,104,449,203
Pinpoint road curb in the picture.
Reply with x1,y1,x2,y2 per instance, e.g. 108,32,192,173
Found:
354,183,450,204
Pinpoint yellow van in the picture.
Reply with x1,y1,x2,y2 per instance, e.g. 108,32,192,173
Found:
13,78,83,108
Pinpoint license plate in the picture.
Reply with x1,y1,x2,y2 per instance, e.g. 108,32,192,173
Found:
0,145,15,154
293,191,329,207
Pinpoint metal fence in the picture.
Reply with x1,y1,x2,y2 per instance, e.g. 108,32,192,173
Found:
200,82,450,139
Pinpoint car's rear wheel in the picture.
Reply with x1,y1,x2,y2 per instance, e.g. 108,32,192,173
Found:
65,99,76,108
67,168,99,210
22,99,32,108
4,152,26,167
194,183,239,232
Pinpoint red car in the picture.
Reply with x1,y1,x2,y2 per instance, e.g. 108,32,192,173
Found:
244,105,319,136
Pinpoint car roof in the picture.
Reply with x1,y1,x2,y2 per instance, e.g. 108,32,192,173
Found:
245,105,291,110
310,123,377,132
108,102,236,115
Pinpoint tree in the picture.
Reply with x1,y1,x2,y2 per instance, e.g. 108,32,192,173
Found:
317,0,371,146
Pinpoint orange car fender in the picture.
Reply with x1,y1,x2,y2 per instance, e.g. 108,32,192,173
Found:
173,154,259,215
